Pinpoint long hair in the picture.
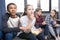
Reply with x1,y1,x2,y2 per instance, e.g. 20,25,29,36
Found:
51,9,57,20
23,4,32,16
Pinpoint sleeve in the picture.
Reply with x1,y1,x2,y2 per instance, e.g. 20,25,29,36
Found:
31,18,36,29
42,16,45,21
45,15,50,25
32,18,36,26
20,17,27,27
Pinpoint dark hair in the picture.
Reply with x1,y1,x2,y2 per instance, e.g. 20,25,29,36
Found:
7,3,17,11
35,8,42,12
23,4,32,16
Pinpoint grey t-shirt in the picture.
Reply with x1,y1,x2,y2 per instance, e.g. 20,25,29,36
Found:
7,16,19,28
20,15,36,33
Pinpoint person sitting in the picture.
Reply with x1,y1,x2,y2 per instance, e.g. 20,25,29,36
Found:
2,3,21,40
18,5,45,40
35,8,49,40
45,9,60,40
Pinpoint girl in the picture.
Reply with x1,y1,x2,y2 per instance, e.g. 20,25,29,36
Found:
18,5,45,40
45,9,60,40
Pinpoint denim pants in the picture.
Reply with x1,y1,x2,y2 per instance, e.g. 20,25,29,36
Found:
35,24,49,36
5,32,17,40
0,31,3,40
18,32,45,40
37,32,45,40
56,27,60,35
48,21,56,37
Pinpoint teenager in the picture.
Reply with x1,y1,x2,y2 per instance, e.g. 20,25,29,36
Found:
2,3,21,40
35,8,49,40
18,5,45,40
45,9,60,40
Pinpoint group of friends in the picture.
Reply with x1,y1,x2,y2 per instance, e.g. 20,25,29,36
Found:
0,3,60,40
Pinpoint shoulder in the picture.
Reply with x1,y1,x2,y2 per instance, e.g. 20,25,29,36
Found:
20,15,27,19
3,13,9,17
2,13,10,19
46,14,50,17
45,14,51,19
45,14,51,20
20,15,27,21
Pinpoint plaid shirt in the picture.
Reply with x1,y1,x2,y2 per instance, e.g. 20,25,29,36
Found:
35,15,44,25
45,14,54,25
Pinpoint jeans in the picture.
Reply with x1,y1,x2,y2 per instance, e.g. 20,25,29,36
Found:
35,24,49,36
48,21,56,37
5,32,17,40
56,27,60,35
18,32,45,40
0,31,3,40
37,32,45,40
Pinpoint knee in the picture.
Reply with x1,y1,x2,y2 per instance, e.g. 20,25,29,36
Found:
38,32,45,37
0,31,3,39
37,33,45,40
45,24,48,28
0,31,3,36
28,33,37,40
5,33,13,39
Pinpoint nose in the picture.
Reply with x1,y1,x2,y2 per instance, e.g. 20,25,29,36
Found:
12,8,15,11
31,10,34,14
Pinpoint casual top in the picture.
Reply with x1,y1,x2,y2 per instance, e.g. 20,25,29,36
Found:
20,15,36,33
35,15,44,25
2,13,20,33
7,16,19,28
45,14,55,25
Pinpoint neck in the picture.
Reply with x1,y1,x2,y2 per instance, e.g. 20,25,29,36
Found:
27,15,33,21
27,15,30,19
10,15,17,18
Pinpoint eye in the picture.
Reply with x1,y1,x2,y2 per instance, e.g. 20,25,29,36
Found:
28,9,31,10
9,7,13,9
14,7,16,9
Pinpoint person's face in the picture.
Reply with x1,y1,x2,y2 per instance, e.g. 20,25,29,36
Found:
26,6,34,16
8,5,17,16
37,10,42,16
50,10,56,17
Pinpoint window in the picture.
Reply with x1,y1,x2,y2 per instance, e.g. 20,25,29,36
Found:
51,0,58,12
5,0,24,12
27,0,37,11
40,0,49,11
